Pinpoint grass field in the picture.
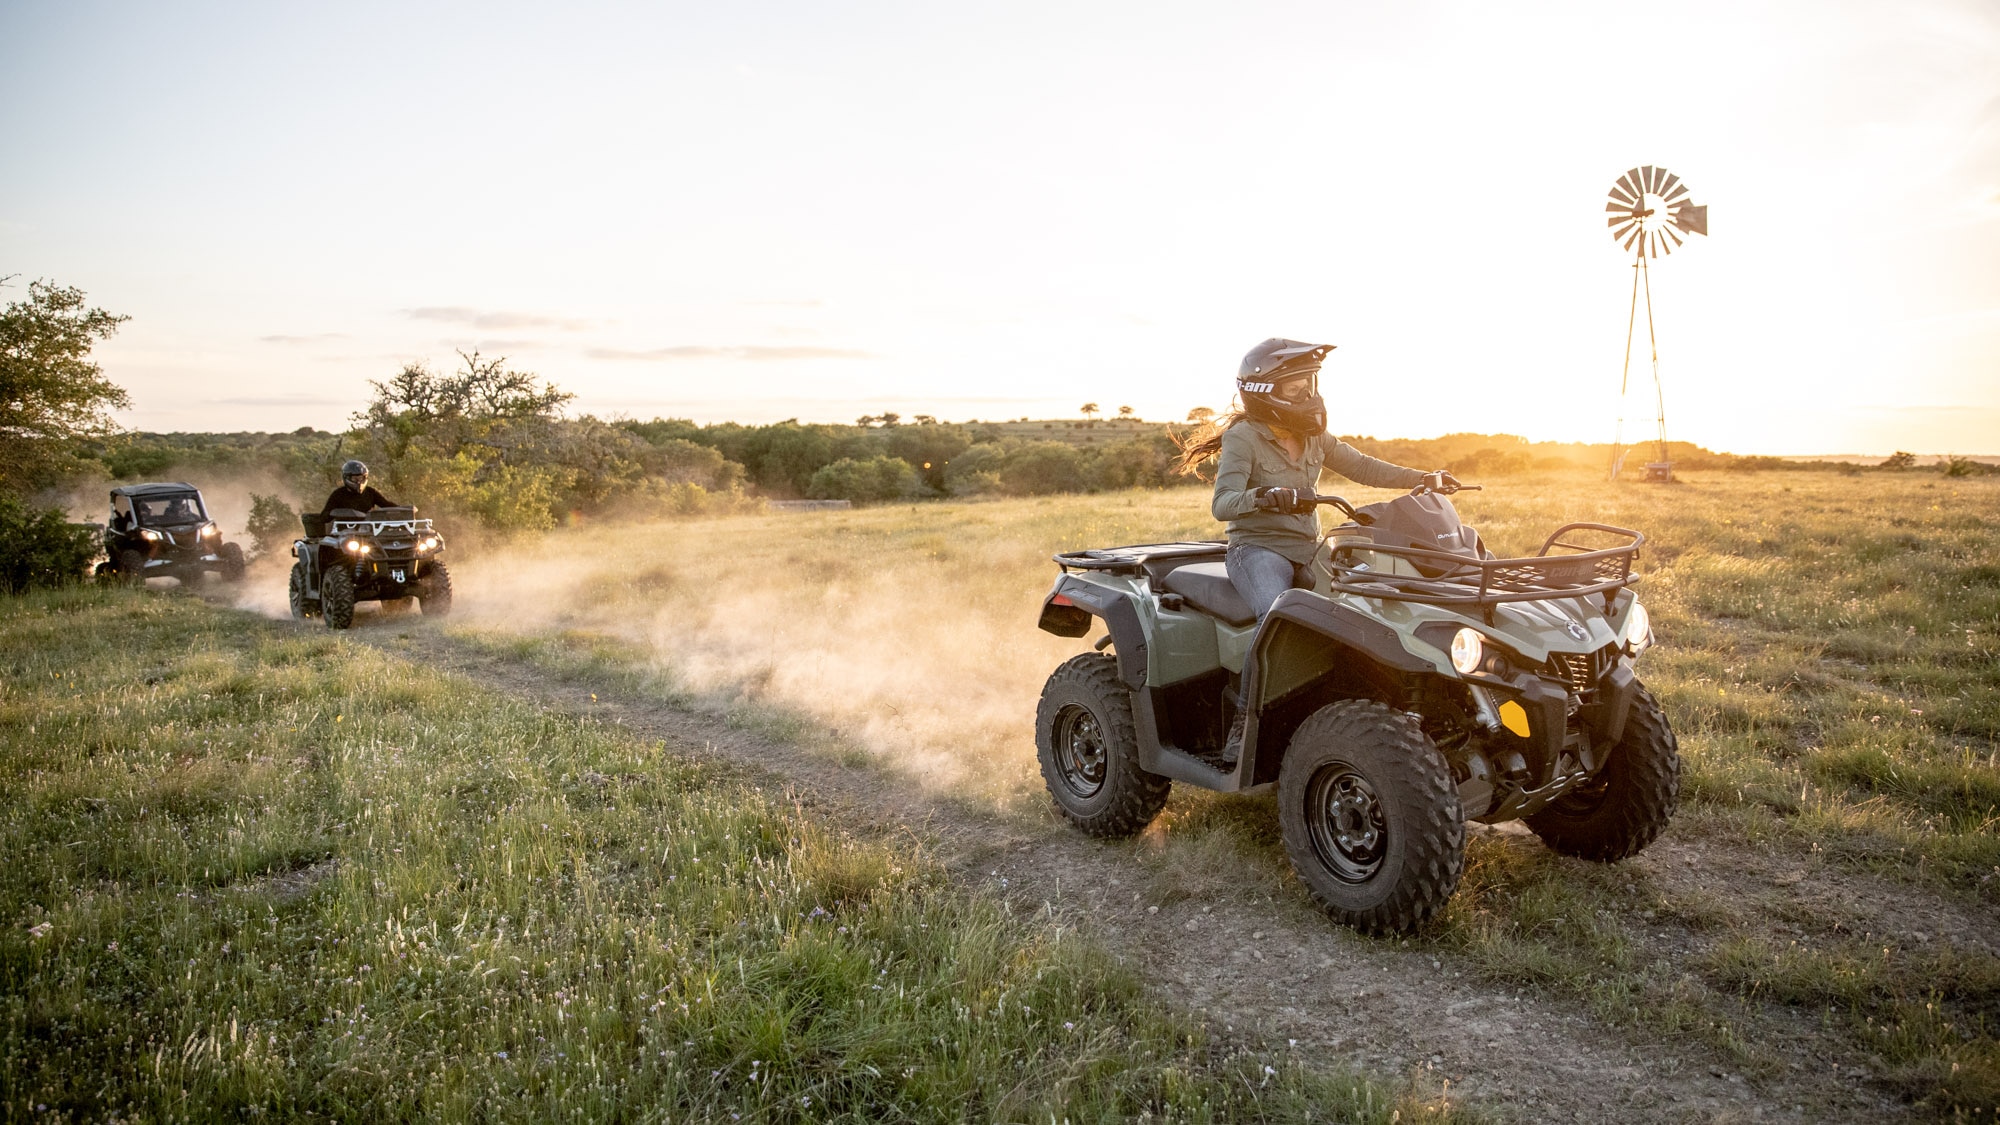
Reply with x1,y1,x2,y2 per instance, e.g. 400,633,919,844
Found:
0,586,1452,1121
411,468,2000,1115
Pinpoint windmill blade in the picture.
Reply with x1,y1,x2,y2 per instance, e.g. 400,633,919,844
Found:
1657,170,1682,199
1672,202,1708,237
1608,184,1637,208
1623,226,1643,252
1640,165,1660,193
1615,169,1645,202
1606,201,1638,215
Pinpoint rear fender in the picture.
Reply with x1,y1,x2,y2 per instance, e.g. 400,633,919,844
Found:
1038,576,1149,690
1240,589,1434,786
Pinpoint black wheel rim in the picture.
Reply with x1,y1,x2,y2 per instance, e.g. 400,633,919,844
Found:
1051,703,1108,800
1304,762,1387,883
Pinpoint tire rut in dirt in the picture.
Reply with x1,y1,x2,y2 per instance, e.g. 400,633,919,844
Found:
1278,699,1464,935
1034,653,1170,838
1526,685,1679,862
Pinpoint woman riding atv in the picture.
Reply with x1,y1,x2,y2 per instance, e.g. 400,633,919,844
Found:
1174,337,1460,756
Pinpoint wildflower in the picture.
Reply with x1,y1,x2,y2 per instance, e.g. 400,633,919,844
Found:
496,1051,508,1059
27,923,51,939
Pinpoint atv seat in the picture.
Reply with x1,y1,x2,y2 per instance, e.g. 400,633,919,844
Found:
1161,562,1257,626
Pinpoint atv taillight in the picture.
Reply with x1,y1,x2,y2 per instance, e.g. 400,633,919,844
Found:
1050,593,1075,607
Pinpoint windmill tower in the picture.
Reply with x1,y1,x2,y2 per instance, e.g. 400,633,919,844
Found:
1605,166,1707,481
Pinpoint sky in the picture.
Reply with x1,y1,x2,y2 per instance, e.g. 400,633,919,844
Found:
2,0,1996,455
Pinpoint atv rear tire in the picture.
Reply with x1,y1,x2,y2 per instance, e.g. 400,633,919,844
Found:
288,561,316,620
418,561,453,618
218,542,246,583
1525,685,1679,861
1279,700,1464,935
321,564,356,630
119,548,148,588
1035,654,1170,838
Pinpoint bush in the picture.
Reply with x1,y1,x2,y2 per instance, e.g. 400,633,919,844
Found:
1942,456,1994,478
0,496,97,592
246,493,298,559
805,456,917,502
1881,451,1918,470
1000,442,1086,495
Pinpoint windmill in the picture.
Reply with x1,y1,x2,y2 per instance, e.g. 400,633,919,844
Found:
1605,165,1707,481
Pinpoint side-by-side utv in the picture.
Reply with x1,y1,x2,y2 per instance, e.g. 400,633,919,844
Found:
289,507,452,628
97,483,246,586
1033,484,1677,934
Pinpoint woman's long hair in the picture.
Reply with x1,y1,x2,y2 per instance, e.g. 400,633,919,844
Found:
1171,407,1247,479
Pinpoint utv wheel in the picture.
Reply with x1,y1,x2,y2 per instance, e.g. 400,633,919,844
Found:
218,542,247,583
119,548,149,588
1279,700,1464,935
1526,685,1679,861
1035,654,1170,838
418,561,453,618
321,564,356,630
288,562,317,620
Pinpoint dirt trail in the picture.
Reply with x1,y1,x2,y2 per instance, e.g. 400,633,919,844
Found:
355,623,1918,1123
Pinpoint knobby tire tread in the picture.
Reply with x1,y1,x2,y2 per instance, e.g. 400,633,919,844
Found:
1035,653,1170,838
1525,686,1679,862
321,565,356,630
1280,700,1464,935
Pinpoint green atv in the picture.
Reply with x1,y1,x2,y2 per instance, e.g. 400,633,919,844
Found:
289,507,452,628
1034,484,1677,934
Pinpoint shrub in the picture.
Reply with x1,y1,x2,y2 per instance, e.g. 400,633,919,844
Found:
1000,441,1086,495
1880,451,1917,470
1942,456,1993,478
806,456,917,502
0,495,97,592
246,493,298,559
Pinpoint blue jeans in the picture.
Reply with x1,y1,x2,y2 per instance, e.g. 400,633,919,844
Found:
1225,542,1305,624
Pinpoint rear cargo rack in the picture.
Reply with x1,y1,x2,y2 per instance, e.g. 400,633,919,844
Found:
1325,522,1643,621
1053,541,1226,576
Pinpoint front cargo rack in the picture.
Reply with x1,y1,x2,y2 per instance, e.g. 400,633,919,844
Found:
1325,522,1643,620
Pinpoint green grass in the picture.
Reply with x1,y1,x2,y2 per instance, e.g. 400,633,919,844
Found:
1,585,1459,1122
430,468,2000,1116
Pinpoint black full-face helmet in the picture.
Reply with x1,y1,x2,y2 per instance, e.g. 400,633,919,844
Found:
340,459,369,488
1237,338,1333,436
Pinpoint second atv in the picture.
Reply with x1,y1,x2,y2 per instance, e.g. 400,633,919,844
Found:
289,506,453,628
1034,483,1678,934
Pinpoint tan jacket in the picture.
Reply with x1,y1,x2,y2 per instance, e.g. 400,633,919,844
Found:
1211,420,1426,563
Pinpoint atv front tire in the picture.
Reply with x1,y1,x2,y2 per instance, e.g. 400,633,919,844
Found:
1279,700,1464,935
418,561,453,618
1035,654,1170,838
321,564,356,630
218,542,247,583
288,561,317,620
1525,685,1679,861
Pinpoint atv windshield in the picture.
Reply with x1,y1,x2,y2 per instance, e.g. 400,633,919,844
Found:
133,494,207,527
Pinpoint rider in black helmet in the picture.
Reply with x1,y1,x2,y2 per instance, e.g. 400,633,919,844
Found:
321,460,398,516
1176,337,1459,759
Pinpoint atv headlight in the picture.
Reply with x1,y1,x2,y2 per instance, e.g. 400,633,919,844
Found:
139,529,161,542
1625,601,1653,652
417,536,439,553
1449,627,1485,675
201,523,219,538
343,539,371,555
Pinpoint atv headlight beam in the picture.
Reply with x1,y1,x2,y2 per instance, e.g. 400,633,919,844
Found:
1449,627,1485,675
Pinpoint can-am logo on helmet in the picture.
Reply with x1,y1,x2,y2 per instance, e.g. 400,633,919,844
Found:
1240,381,1274,393
1565,622,1588,641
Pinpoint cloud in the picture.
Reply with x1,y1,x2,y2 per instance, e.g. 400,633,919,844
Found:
404,307,592,331
259,333,348,345
585,345,873,362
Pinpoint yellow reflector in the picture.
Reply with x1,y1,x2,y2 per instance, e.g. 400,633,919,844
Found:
1498,700,1531,738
